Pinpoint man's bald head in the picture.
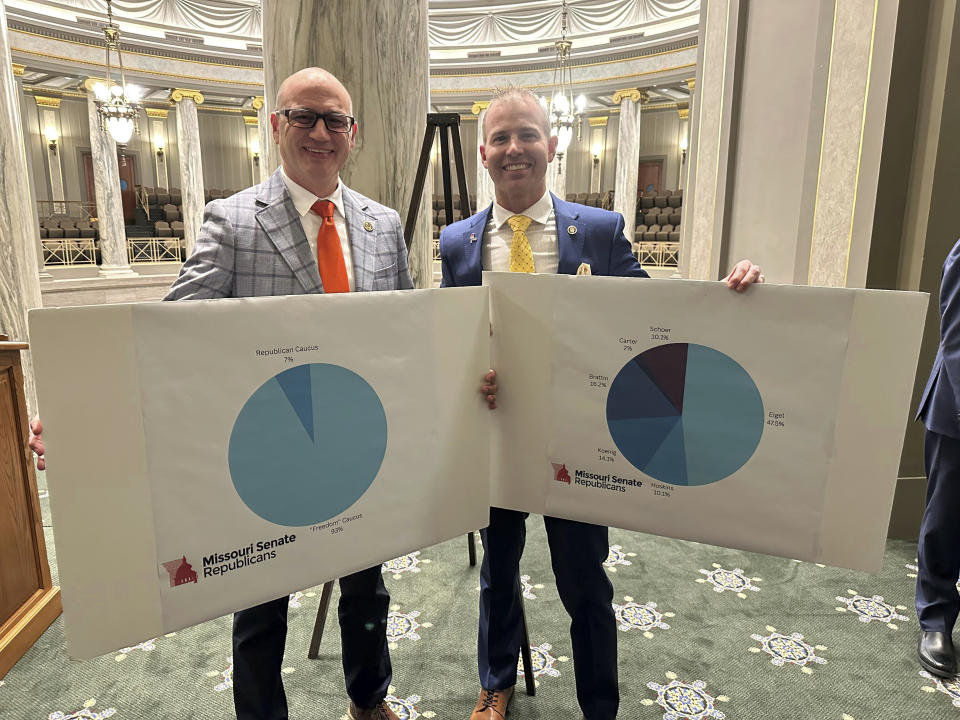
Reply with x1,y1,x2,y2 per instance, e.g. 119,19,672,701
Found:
270,67,357,198
275,67,353,115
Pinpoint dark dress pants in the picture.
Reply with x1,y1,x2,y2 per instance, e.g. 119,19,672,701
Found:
478,506,618,720
917,429,960,633
232,564,392,720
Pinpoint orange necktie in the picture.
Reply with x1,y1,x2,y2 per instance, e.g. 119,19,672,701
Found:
310,199,350,293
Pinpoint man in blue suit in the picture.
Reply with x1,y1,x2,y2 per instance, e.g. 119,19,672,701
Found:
916,238,960,678
440,87,762,720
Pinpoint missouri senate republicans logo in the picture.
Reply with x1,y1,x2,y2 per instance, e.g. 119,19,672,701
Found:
162,556,198,587
552,463,571,484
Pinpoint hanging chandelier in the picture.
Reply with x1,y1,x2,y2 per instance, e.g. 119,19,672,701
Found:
91,0,142,146
548,0,586,172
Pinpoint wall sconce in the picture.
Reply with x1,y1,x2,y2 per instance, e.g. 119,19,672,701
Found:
154,134,165,159
44,126,59,152
250,138,260,164
679,135,689,163
591,141,603,165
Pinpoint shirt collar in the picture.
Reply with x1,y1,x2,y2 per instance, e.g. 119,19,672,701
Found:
281,167,345,219
491,189,553,230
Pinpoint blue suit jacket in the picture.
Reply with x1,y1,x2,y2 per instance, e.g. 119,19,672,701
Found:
439,193,649,286
918,239,960,438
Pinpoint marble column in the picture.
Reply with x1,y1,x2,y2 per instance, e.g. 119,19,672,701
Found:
612,88,645,246
252,95,271,183
83,80,134,278
472,101,494,210
0,6,42,414
261,0,432,289
169,89,205,258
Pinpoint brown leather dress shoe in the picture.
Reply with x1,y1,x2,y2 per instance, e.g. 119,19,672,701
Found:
470,686,514,720
348,700,401,720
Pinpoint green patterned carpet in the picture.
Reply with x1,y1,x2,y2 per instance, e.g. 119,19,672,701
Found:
2,469,957,720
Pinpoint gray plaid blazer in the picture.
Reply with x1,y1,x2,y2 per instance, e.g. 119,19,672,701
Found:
165,168,413,300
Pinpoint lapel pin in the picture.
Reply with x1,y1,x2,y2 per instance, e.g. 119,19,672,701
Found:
363,220,374,232
567,225,578,235
469,232,477,243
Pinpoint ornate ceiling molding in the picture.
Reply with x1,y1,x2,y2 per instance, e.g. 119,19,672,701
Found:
429,0,699,47
15,0,698,50
34,95,60,108
40,0,262,39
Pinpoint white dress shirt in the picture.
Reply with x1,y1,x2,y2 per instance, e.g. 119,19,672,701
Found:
281,168,355,291
482,189,559,274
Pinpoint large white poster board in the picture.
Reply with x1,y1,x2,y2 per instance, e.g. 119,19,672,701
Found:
29,287,491,660
486,272,927,572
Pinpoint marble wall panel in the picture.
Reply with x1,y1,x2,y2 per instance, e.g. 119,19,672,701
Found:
724,0,828,284
0,2,42,413
21,93,46,203
683,0,739,281
256,102,271,183
39,275,176,307
150,118,169,190
547,154,567,200
158,114,180,195
60,98,92,203
39,108,64,207
636,108,683,191
809,0,892,287
604,115,620,194
474,109,492,210
197,111,249,193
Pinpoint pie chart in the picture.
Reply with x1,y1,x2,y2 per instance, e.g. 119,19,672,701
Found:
606,343,763,486
228,363,387,526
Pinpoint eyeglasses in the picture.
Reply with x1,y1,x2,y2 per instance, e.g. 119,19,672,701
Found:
277,108,355,133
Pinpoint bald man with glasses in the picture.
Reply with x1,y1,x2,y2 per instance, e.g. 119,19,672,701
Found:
29,67,410,718
165,67,411,720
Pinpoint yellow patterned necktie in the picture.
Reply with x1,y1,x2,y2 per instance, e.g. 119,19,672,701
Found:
507,214,535,273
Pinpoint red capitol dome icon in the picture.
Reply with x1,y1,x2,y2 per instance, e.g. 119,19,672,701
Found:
552,463,571,484
162,556,198,587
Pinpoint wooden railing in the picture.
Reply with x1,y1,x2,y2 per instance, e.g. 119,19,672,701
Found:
636,241,679,268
